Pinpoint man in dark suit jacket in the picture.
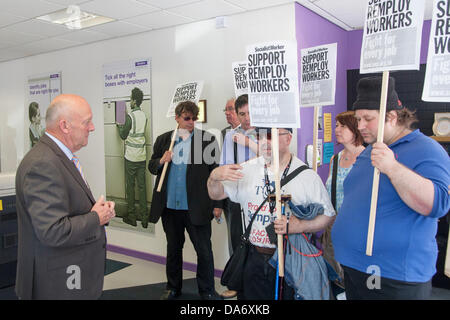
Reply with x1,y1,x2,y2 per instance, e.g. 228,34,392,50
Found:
15,94,115,300
148,101,220,300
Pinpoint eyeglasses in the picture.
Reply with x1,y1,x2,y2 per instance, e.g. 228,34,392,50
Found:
182,116,198,121
256,132,291,140
223,107,235,113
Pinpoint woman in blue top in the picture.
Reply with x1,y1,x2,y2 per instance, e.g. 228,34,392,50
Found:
332,77,450,300
326,111,365,211
322,111,364,287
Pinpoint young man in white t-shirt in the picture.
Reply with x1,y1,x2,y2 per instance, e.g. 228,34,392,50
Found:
207,127,335,300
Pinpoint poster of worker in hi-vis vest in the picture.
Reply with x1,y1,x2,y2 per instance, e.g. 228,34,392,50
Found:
103,58,153,233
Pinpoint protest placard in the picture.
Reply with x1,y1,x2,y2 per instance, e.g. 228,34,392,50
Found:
166,81,204,117
232,61,248,97
246,41,301,128
157,80,203,192
299,43,337,172
360,0,425,73
300,43,337,107
246,41,301,288
423,0,450,101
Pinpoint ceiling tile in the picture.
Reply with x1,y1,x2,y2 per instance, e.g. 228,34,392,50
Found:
124,10,193,29
0,12,28,29
0,47,29,62
167,0,244,20
79,0,159,19
136,0,202,10
0,40,19,50
0,0,437,63
45,0,94,5
224,0,292,10
313,0,366,29
87,20,150,37
55,29,112,43
2,20,72,38
0,29,45,47
17,37,81,56
1,0,65,19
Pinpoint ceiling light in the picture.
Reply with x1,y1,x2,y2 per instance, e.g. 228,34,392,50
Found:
36,5,115,30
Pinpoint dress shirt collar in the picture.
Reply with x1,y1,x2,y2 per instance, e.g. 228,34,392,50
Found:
45,132,74,160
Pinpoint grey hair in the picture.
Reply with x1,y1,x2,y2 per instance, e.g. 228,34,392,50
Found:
45,99,71,128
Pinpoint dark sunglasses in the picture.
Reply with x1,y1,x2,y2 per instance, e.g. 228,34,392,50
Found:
182,116,198,121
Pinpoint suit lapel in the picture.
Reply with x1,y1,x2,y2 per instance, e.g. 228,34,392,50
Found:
40,135,96,204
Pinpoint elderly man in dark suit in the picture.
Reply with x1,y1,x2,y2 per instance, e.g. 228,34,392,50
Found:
148,101,221,300
15,94,115,300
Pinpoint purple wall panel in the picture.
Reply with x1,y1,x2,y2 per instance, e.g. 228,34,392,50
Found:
295,4,349,182
295,3,432,183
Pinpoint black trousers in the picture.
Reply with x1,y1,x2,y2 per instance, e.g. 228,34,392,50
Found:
342,265,432,300
223,199,243,255
161,208,215,295
241,245,295,300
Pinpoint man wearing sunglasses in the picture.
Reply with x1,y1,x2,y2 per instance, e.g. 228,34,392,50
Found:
148,101,221,300
207,127,335,300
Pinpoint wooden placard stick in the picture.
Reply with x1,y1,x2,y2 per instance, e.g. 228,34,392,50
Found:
312,106,319,172
366,70,389,256
156,123,179,192
271,128,284,277
446,186,450,278
445,224,450,278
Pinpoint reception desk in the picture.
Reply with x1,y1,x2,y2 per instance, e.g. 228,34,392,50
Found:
0,173,17,288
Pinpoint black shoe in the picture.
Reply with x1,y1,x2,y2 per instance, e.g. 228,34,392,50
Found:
200,291,223,300
160,289,181,300
123,217,137,227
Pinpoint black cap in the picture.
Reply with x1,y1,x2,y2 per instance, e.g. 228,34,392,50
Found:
352,76,403,111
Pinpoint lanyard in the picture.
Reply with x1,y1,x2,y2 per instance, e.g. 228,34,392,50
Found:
264,155,292,214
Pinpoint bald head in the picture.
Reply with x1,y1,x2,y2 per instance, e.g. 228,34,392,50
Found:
45,94,94,153
46,94,88,129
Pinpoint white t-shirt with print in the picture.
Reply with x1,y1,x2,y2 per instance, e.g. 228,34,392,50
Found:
222,155,335,248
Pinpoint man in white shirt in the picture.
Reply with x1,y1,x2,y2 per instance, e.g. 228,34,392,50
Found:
215,94,257,299
208,127,335,299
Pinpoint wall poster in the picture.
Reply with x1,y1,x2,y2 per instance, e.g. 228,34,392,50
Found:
103,58,153,233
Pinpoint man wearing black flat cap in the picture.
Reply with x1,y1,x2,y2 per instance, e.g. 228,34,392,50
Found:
331,76,450,300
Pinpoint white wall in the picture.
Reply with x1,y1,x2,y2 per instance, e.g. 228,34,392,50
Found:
0,4,295,270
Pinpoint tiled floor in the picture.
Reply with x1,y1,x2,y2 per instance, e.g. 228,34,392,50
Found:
104,251,230,297
104,250,450,300
2,251,448,300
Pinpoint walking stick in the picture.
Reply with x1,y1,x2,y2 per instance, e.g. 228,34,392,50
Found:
275,194,292,300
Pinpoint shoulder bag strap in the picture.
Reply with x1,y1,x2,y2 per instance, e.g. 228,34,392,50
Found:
242,164,309,241
331,154,338,210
